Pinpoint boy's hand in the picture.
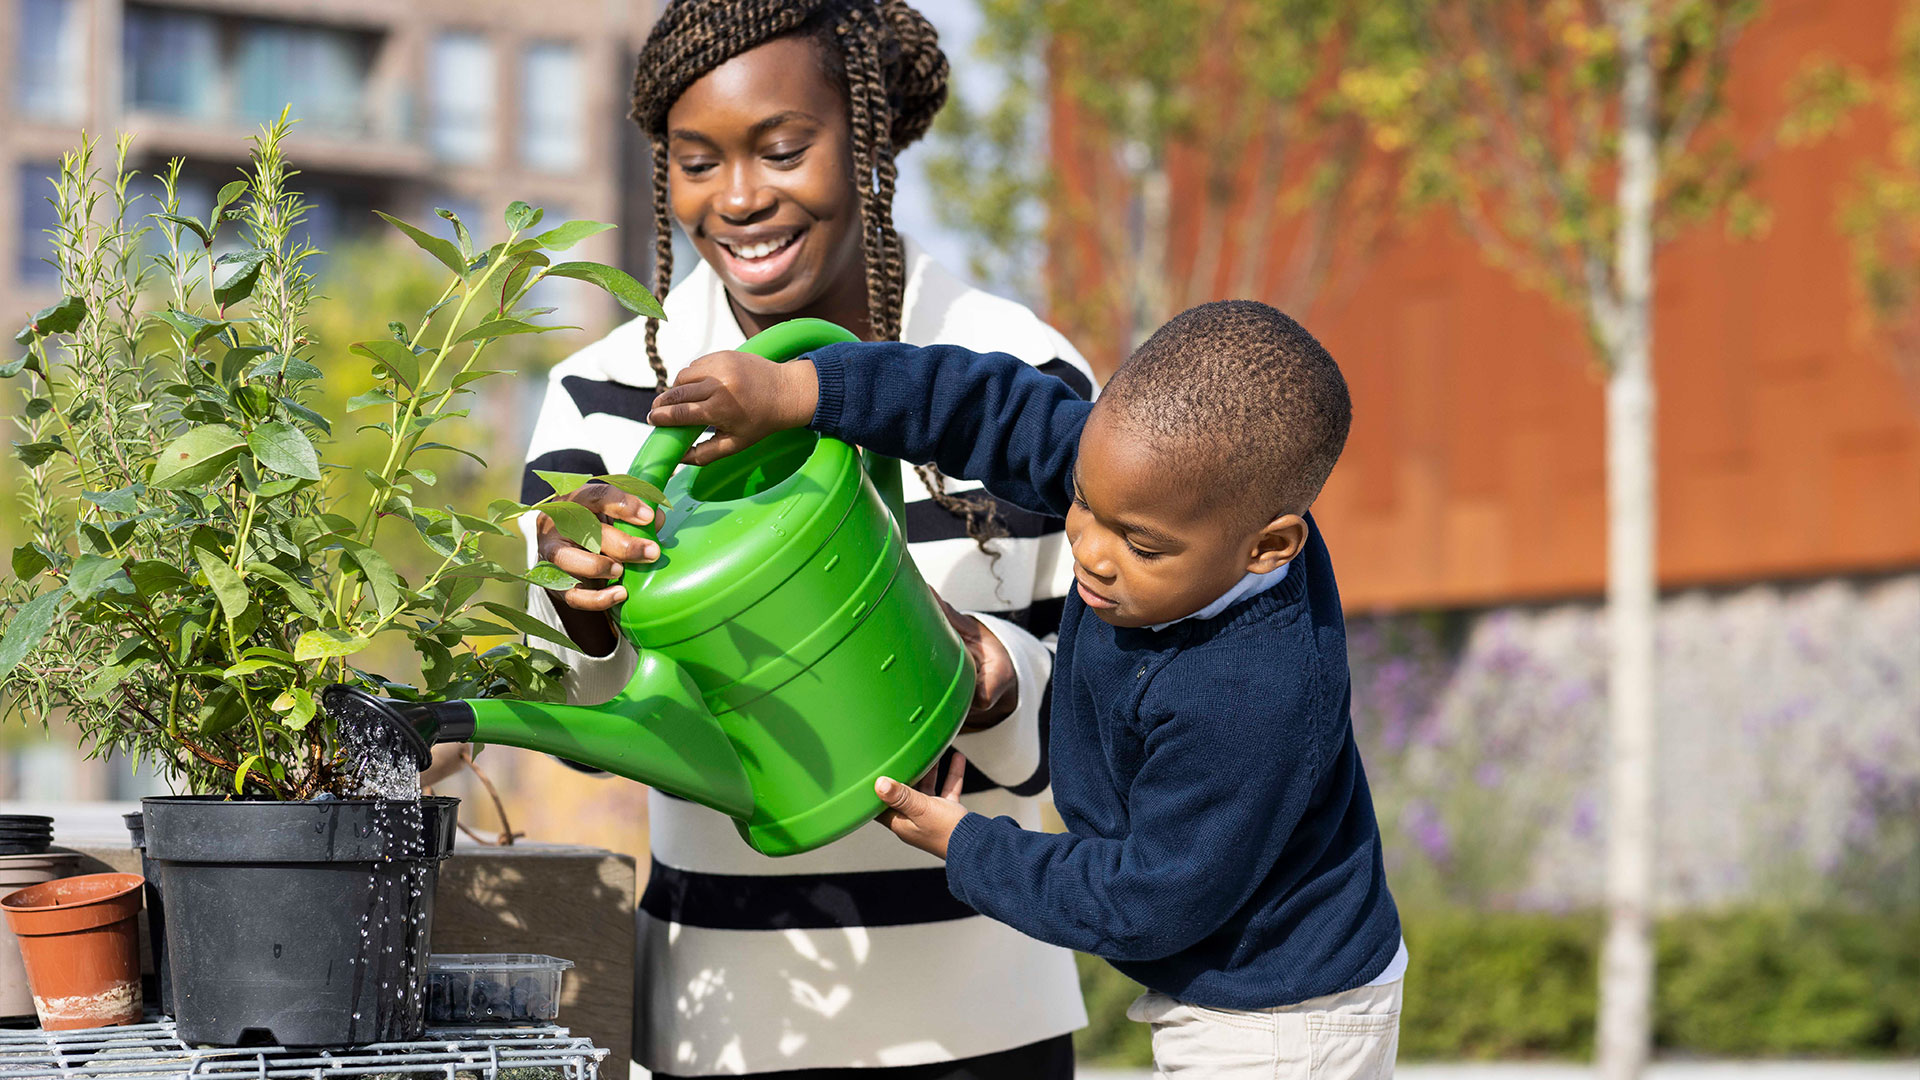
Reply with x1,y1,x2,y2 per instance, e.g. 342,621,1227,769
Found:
648,350,820,465
936,598,1018,731
875,751,969,859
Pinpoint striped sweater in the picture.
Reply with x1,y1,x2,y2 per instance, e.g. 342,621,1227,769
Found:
518,240,1093,1075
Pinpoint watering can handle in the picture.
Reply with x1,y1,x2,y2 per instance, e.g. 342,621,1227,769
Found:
625,318,861,490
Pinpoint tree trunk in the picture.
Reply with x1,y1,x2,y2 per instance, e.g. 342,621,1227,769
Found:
1598,2,1658,1079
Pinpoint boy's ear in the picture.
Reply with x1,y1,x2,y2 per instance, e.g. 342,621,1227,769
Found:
1247,513,1309,574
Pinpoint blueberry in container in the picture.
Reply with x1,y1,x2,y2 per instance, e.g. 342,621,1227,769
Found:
424,954,572,1025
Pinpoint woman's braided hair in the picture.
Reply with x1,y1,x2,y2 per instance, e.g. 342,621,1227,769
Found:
632,0,1005,550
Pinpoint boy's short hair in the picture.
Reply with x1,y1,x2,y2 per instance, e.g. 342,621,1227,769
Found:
1102,300,1351,522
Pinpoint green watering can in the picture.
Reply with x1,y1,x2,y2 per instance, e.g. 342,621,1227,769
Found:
325,319,975,856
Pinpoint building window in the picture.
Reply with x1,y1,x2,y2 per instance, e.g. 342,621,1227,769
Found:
235,23,368,134
17,163,61,286
431,32,495,165
15,0,85,122
123,6,219,119
520,41,584,173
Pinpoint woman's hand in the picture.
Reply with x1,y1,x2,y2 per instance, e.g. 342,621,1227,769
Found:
937,598,1018,731
534,483,660,656
875,751,969,859
648,350,820,465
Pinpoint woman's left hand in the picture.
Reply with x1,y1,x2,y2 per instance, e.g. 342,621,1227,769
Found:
875,751,969,859
937,598,1017,731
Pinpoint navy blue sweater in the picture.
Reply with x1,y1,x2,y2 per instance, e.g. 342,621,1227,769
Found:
809,340,1401,1009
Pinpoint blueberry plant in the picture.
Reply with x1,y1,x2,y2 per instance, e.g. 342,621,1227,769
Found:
0,114,667,798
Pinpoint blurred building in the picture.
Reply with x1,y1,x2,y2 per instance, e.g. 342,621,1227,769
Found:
0,0,658,326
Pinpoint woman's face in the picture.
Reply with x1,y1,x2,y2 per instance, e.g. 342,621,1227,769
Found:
665,36,866,330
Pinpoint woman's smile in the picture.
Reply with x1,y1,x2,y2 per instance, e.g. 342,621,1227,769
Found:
710,226,809,289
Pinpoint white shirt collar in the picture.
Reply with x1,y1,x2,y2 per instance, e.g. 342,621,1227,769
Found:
1147,562,1291,632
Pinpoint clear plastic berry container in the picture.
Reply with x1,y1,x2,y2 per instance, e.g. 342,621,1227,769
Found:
425,953,574,1025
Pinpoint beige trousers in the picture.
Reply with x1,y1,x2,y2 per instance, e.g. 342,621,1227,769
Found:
1125,979,1403,1080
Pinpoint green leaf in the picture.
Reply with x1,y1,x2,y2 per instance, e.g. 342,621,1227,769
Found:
347,388,397,412
535,219,616,251
222,658,284,678
27,295,86,337
253,476,312,498
0,356,29,378
294,628,372,662
436,207,474,258
505,201,544,232
247,561,326,622
82,486,141,515
214,250,268,308
11,544,50,582
220,345,270,383
451,368,508,390
540,261,665,318
214,180,248,217
411,442,487,467
539,499,603,554
152,309,231,348
233,753,263,794
596,473,672,507
126,559,191,597
251,354,323,382
342,540,404,618
350,339,420,390
192,548,250,620
0,588,66,678
274,685,317,731
150,424,246,489
82,662,135,703
478,601,580,647
13,441,65,468
248,421,322,481
196,685,246,735
156,212,211,246
522,562,576,591
67,554,130,601
533,470,594,497
278,395,332,435
456,318,567,344
374,210,467,276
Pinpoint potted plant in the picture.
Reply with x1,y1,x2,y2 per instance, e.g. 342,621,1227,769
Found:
0,115,665,1045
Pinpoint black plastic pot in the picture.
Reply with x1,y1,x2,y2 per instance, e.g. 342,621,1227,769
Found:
124,810,171,1018
141,796,457,1047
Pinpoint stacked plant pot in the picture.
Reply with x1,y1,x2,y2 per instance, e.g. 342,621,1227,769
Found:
0,842,80,1021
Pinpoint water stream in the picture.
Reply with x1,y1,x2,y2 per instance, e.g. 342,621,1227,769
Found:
334,699,434,1040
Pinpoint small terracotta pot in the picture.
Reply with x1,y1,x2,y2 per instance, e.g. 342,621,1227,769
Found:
1,872,144,1030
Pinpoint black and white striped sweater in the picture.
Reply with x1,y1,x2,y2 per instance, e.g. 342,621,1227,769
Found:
518,240,1094,1075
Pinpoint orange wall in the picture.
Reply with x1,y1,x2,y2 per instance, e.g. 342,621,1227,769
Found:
1048,0,1920,611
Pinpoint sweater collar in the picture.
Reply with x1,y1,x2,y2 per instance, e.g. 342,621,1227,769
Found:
1146,563,1291,632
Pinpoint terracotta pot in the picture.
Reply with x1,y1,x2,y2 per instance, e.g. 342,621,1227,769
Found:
1,872,144,1030
0,852,80,1019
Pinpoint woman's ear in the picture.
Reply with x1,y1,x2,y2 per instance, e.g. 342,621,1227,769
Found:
1247,513,1309,574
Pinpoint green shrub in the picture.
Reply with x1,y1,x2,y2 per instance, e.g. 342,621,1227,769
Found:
1072,907,1920,1065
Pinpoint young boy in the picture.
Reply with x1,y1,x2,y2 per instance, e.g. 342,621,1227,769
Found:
649,300,1405,1078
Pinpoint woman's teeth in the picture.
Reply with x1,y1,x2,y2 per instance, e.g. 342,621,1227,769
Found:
726,235,796,260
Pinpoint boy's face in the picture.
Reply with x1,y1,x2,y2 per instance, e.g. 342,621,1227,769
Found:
1067,407,1307,629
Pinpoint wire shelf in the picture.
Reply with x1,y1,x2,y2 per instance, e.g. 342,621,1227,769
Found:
0,1020,606,1080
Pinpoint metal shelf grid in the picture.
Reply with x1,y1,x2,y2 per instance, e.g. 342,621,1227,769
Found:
0,1021,606,1080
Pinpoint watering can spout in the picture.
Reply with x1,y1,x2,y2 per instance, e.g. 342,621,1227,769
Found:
322,649,757,820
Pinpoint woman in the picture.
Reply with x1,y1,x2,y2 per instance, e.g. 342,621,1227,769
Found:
504,2,1093,1077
